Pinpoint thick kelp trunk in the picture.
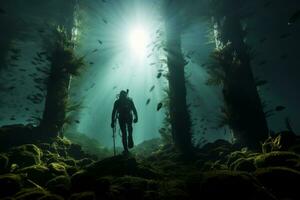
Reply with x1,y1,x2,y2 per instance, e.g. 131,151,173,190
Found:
40,1,79,138
164,1,192,154
213,15,268,150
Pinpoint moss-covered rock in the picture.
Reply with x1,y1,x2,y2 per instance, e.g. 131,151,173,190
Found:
111,176,155,200
8,145,42,168
17,165,53,186
76,158,94,168
0,173,22,198
69,191,96,200
254,167,300,199
186,171,276,200
71,170,97,193
65,165,79,176
48,162,68,176
0,154,10,174
46,175,71,198
85,155,160,179
37,193,64,200
289,143,300,154
14,188,48,200
226,151,248,167
62,158,77,167
0,124,39,152
254,151,300,170
230,158,256,172
68,144,85,160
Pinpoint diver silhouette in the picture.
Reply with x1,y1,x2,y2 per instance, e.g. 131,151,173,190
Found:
111,90,138,154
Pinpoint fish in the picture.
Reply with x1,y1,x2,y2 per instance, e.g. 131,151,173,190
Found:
0,8,6,14
157,72,162,79
38,29,45,33
156,102,163,111
92,49,99,53
280,54,288,60
89,62,94,65
10,55,19,61
102,18,108,24
259,38,267,43
75,120,80,124
258,60,267,66
279,33,291,39
288,10,300,25
10,48,20,54
149,85,155,92
146,98,151,105
256,80,268,86
263,1,272,8
275,106,286,111
98,40,103,45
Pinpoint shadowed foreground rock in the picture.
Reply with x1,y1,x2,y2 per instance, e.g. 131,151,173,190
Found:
0,125,300,199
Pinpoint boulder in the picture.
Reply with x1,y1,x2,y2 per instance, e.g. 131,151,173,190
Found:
8,144,42,168
14,188,49,200
0,173,22,198
17,165,52,186
0,124,39,152
48,162,68,176
255,167,300,199
230,158,256,172
254,151,300,170
0,154,10,174
85,155,159,179
186,171,276,200
69,191,96,200
46,175,71,198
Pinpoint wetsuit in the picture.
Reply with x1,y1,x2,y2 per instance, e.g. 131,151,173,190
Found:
111,97,138,152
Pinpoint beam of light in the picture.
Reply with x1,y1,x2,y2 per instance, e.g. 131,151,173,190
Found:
128,25,150,58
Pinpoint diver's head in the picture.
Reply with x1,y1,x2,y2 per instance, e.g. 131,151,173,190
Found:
119,90,128,99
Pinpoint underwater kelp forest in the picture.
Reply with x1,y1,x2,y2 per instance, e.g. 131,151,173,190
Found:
0,0,300,199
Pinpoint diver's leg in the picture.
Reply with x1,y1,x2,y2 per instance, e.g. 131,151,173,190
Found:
119,119,128,152
127,117,134,148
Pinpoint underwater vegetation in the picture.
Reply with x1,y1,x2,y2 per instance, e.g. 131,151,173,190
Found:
1,0,300,199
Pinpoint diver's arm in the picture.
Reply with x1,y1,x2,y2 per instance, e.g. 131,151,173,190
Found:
131,100,138,122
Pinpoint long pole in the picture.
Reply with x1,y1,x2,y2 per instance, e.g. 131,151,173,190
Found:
112,126,116,156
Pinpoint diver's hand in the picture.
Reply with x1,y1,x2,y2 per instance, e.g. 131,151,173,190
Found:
133,118,138,123
111,122,115,128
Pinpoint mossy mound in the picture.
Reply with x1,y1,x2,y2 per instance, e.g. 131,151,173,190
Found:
0,173,23,198
69,191,96,200
0,153,10,174
254,151,300,170
230,158,256,172
48,162,68,176
85,155,160,179
46,175,71,198
254,167,300,199
8,145,42,168
186,171,276,200
14,188,63,200
17,165,53,186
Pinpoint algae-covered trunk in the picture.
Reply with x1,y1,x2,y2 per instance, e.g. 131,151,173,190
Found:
165,4,192,154
214,15,268,149
40,1,78,138
41,60,71,138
